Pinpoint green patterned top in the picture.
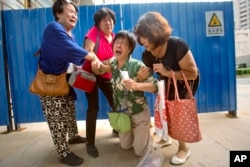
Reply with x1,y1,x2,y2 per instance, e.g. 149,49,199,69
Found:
110,57,158,115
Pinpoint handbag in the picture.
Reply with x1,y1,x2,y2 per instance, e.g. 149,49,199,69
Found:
165,70,202,143
29,68,69,96
108,111,131,134
68,68,96,92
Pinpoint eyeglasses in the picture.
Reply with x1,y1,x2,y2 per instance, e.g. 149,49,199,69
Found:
114,40,128,46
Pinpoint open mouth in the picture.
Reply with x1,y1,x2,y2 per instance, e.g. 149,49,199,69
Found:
69,19,76,24
115,50,122,55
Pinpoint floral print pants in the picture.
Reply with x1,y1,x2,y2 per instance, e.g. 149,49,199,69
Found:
40,95,78,159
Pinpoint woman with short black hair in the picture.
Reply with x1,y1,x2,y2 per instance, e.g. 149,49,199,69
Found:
99,30,158,158
38,0,99,165
82,7,117,158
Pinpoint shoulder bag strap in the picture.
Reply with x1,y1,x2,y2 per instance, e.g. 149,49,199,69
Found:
93,30,100,54
82,29,100,54
167,70,179,100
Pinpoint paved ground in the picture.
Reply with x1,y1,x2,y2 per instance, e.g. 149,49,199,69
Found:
0,78,250,167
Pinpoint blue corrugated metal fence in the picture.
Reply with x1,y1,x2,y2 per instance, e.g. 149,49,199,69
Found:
0,2,236,126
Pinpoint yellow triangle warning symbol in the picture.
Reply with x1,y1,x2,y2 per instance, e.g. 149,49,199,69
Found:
208,13,221,27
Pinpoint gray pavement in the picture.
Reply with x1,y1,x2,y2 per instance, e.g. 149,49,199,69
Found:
0,78,250,167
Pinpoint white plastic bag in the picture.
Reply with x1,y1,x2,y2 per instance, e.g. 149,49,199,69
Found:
154,80,168,141
136,146,164,167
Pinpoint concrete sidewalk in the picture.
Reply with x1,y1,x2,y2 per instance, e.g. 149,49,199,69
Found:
0,81,250,167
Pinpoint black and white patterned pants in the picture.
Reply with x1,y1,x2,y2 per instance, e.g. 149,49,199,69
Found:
40,95,78,159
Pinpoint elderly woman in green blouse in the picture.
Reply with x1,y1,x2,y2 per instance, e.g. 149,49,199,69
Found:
99,30,157,157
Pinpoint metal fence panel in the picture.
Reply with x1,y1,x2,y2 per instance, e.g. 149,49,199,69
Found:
0,11,9,126
1,2,236,124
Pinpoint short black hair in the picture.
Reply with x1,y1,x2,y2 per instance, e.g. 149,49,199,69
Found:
94,7,116,27
113,30,136,55
52,0,78,21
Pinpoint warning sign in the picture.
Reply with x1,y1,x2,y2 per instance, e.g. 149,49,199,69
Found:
208,13,222,27
205,11,224,37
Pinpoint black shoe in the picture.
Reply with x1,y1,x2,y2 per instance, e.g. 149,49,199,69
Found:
68,135,86,144
86,144,99,158
59,152,84,166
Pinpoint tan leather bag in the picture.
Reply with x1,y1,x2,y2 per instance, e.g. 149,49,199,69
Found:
29,68,69,96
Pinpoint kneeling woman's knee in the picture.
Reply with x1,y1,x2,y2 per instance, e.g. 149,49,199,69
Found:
120,143,132,150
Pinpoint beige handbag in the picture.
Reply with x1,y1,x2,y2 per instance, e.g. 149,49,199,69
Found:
29,68,69,96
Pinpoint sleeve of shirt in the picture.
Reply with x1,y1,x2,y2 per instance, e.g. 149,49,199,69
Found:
68,43,88,66
85,26,98,43
45,22,89,66
109,57,117,71
133,60,158,91
175,38,189,62
142,65,158,91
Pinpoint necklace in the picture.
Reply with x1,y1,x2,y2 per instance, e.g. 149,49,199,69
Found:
153,44,164,62
152,45,163,57
154,42,168,62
